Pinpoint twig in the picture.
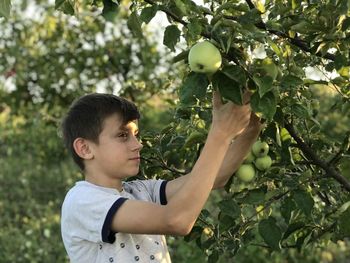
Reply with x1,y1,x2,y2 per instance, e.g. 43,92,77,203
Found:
143,0,187,26
141,156,187,175
241,0,336,61
284,122,350,192
328,132,350,165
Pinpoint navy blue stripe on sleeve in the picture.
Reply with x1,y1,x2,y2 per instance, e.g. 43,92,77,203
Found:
102,197,128,243
160,181,168,205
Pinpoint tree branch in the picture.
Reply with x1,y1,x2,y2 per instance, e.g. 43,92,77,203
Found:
328,131,350,165
141,156,187,176
245,0,255,10
144,0,337,62
242,0,336,61
143,0,188,26
284,122,350,192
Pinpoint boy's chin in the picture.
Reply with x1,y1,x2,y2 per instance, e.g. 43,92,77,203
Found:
128,169,140,177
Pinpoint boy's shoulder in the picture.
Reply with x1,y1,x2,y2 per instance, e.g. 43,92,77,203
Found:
63,179,167,207
63,181,120,204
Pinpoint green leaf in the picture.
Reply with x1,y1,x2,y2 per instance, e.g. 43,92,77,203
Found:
174,0,187,16
280,196,296,223
127,12,143,38
219,214,236,232
281,75,303,89
0,0,11,18
253,75,274,98
179,72,209,105
258,217,282,251
290,21,313,34
281,142,295,165
341,17,350,31
201,236,217,249
291,103,310,118
102,0,119,22
140,5,158,24
55,0,74,15
187,18,203,38
257,58,279,80
339,207,350,237
251,91,277,120
334,54,348,70
282,221,305,240
208,250,219,263
163,25,181,52
184,131,206,147
338,0,350,14
184,225,203,242
267,38,282,57
221,65,247,85
292,189,314,216
212,71,242,105
296,230,312,251
238,8,261,24
218,199,241,219
238,188,266,205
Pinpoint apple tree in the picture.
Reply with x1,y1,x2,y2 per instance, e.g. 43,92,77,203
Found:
51,1,350,261
1,0,350,261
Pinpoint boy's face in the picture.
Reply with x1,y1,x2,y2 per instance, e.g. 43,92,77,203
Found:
88,113,143,180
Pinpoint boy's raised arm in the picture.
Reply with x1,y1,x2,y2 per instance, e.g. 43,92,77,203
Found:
111,90,251,236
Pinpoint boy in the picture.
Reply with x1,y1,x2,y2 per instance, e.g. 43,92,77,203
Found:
61,92,261,262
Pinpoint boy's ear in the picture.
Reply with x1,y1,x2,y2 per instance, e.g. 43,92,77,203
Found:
73,138,94,160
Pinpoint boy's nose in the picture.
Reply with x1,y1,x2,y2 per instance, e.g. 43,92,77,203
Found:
131,136,143,151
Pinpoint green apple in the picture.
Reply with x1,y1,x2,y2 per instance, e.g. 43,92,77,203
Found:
252,140,269,157
243,151,255,164
255,155,272,171
188,41,222,74
236,164,256,182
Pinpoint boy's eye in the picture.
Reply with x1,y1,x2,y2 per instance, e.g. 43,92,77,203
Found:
116,131,139,140
118,132,128,138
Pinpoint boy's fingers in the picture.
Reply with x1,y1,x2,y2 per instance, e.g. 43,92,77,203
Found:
250,112,261,125
242,90,252,105
212,89,223,108
250,112,259,121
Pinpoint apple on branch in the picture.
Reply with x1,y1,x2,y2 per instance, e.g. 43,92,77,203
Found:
255,155,272,171
188,41,222,74
252,140,269,158
236,164,256,182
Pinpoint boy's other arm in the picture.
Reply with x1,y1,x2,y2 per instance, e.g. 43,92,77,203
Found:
111,91,251,236
212,113,262,188
165,113,262,201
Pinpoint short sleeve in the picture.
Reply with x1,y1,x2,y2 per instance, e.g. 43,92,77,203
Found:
61,183,127,245
124,179,168,205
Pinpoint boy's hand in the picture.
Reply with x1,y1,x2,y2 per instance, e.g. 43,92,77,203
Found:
211,89,251,140
242,112,264,136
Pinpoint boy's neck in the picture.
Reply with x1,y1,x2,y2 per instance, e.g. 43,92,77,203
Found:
84,173,124,192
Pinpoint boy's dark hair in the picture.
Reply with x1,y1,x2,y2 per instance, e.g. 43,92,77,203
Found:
61,93,140,171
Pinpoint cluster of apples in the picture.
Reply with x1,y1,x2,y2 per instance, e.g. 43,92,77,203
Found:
236,141,272,182
187,42,272,183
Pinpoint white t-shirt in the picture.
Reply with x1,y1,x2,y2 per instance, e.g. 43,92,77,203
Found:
61,179,171,263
